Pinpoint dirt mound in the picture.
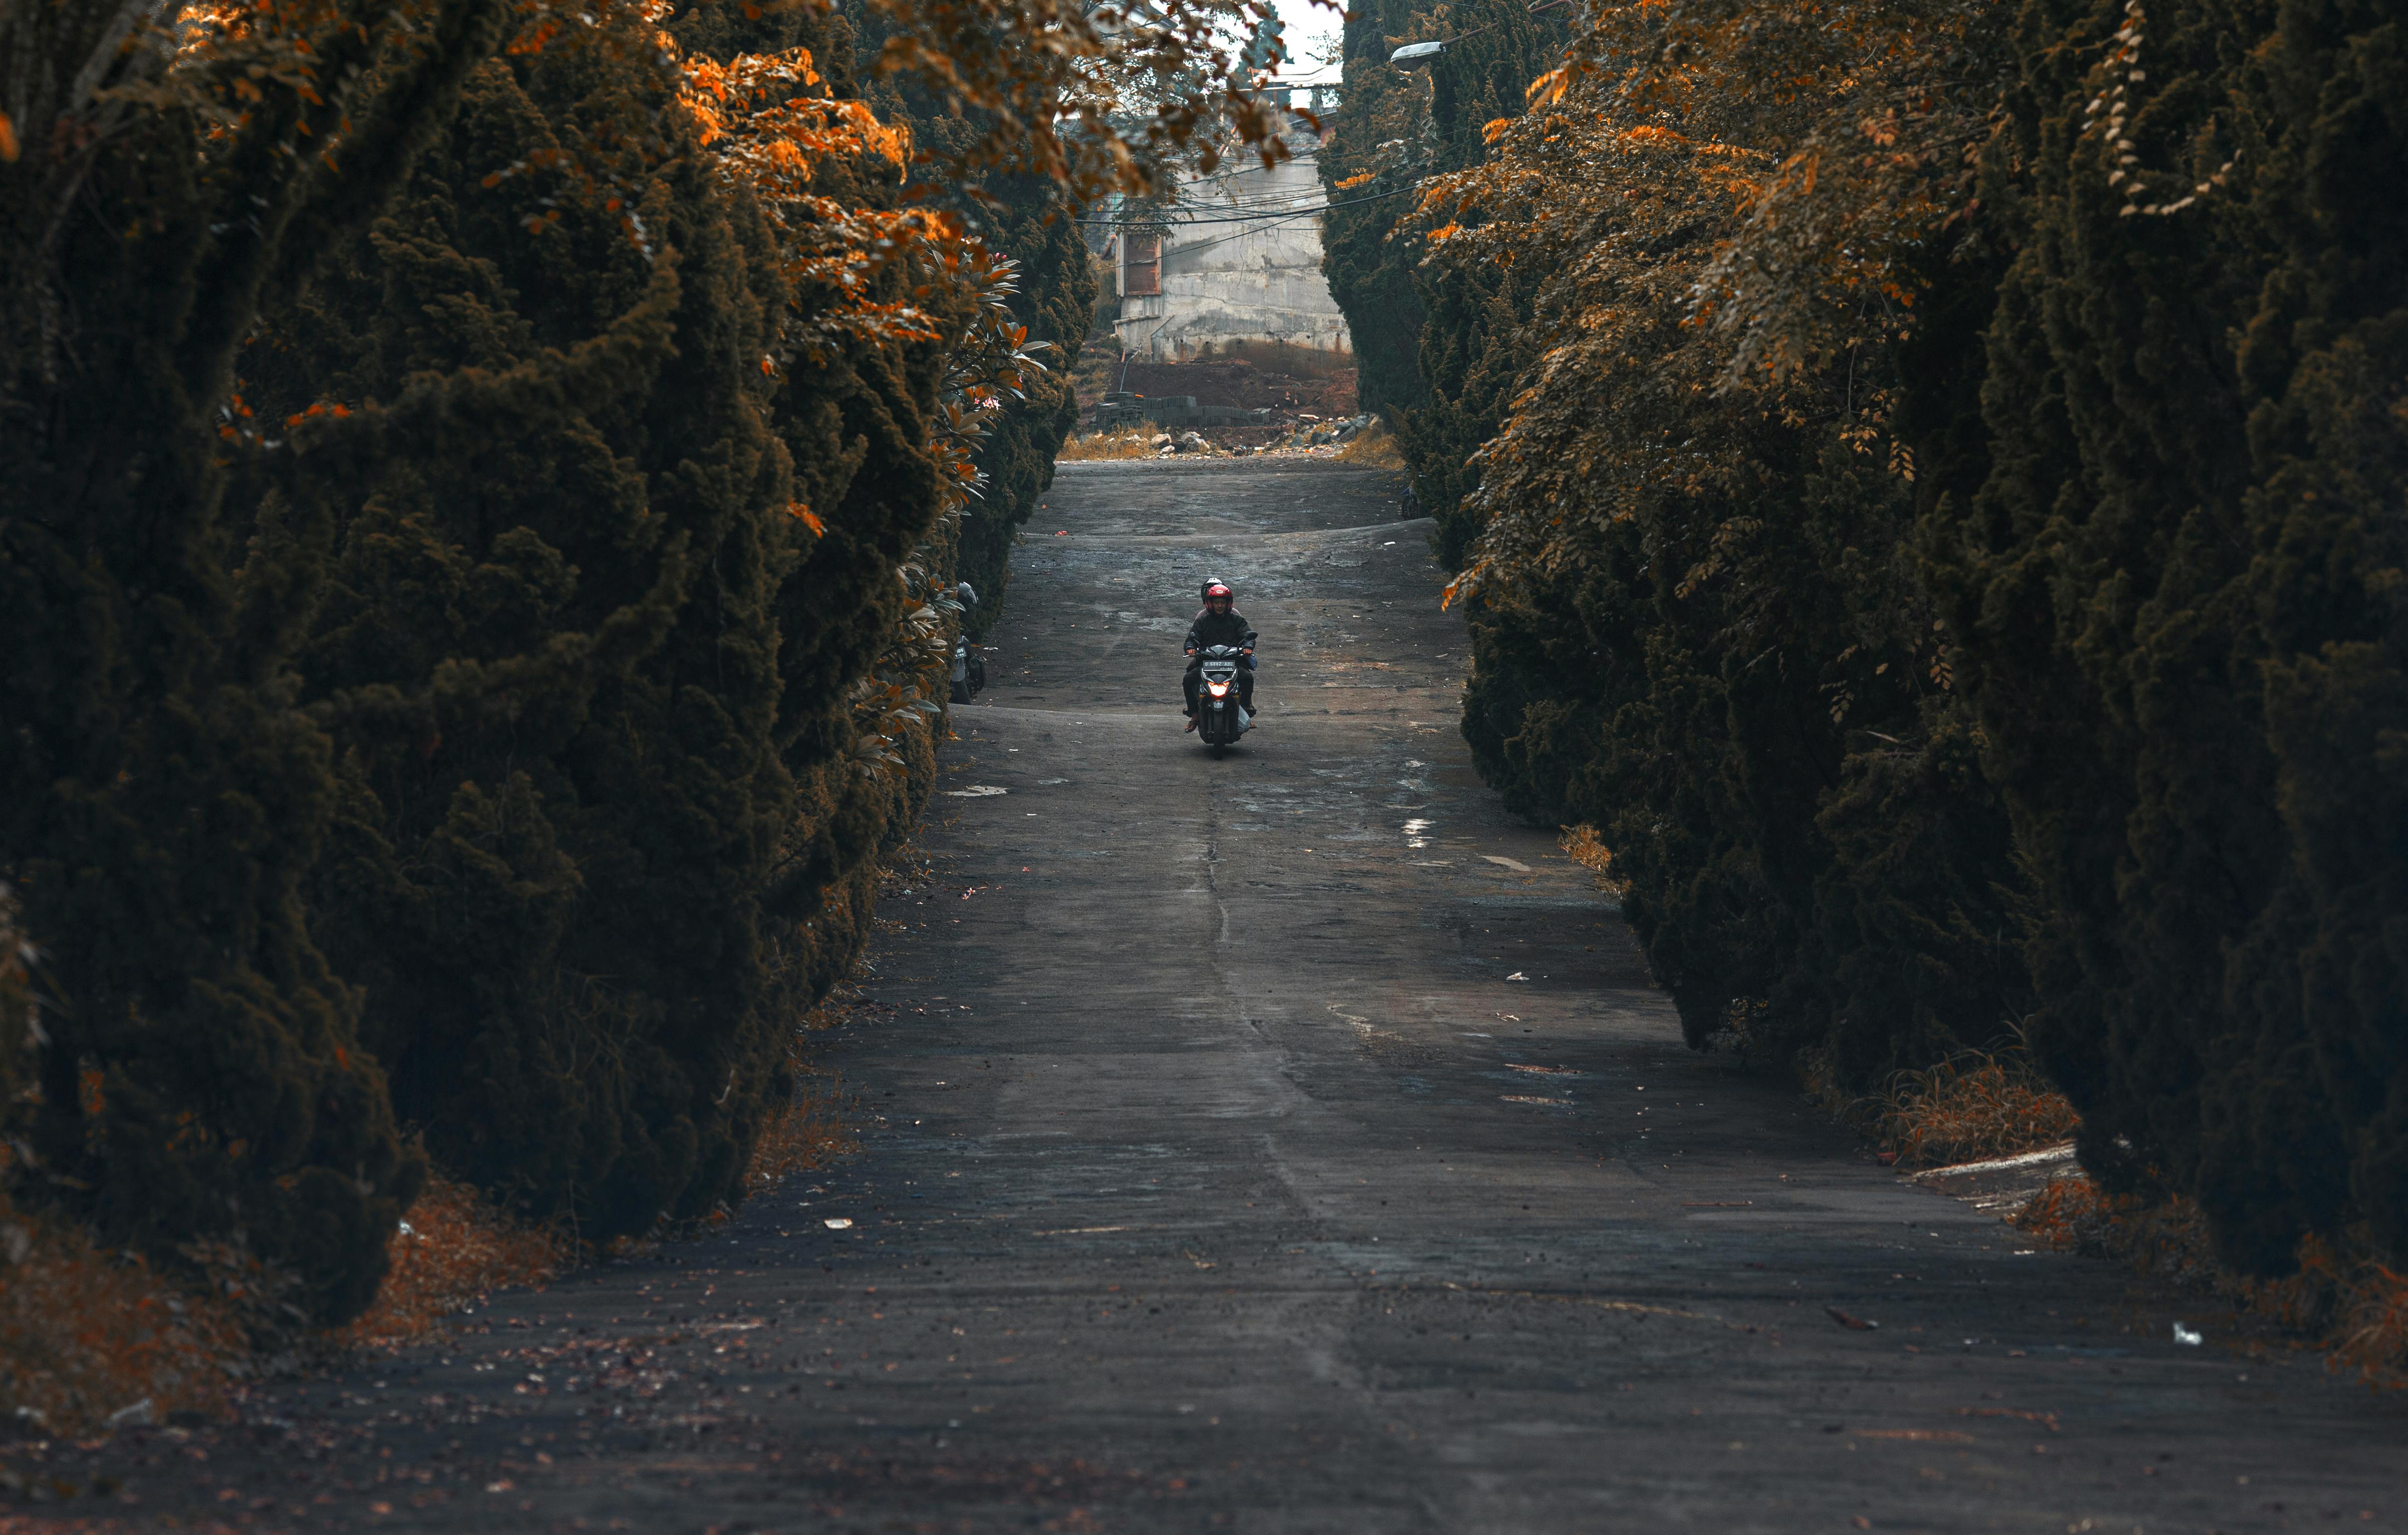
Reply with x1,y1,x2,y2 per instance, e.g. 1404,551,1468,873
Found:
1081,359,1358,421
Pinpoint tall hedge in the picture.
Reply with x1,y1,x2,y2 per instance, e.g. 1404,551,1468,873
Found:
0,0,505,1321
233,3,958,1240
1916,0,2408,1271
1321,0,1566,566
954,179,1093,631
3,0,1279,1319
864,55,1095,635
1447,109,2031,1087
1430,0,2408,1273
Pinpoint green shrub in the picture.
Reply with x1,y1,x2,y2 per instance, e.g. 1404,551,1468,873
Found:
0,0,506,1322
1428,0,2408,1273
237,7,959,1239
1919,0,2408,1271
1321,0,1567,567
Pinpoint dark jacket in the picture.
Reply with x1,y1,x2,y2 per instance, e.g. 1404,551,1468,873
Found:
1185,607,1257,655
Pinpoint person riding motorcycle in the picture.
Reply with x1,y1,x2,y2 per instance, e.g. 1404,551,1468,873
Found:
1183,578,1257,730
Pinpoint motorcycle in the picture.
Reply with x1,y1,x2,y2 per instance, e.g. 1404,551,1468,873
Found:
1193,644,1251,755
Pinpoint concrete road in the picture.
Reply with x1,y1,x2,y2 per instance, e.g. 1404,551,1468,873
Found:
18,458,2405,1533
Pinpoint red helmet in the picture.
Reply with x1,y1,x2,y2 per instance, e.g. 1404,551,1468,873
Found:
1202,580,1233,602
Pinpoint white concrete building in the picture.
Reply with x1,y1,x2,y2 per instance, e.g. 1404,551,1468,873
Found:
1112,84,1352,361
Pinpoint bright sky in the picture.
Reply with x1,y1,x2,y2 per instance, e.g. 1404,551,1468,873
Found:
1268,0,1346,80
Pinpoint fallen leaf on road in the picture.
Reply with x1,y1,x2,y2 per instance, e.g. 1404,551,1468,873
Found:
823,1218,853,1230
1483,855,1532,872
944,785,1008,797
2173,1322,2203,1345
1957,1407,2059,1431
1442,1283,1709,1321
1826,1307,1879,1331
1504,971,1528,981
1853,1429,1971,1443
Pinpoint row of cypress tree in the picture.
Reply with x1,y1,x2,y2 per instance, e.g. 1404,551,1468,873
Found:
1317,0,1568,568
2,0,1086,1321
1325,0,2408,1275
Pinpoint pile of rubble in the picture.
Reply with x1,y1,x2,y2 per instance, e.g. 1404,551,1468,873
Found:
1147,431,1220,456
1250,412,1374,454
1134,411,1378,457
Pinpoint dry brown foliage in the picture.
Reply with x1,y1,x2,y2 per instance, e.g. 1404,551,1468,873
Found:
1,889,244,1437
1057,425,1161,461
3,1080,851,1411
1331,419,1404,468
2017,1178,2408,1389
1873,1051,2081,1169
0,896,860,1415
330,1175,572,1353
346,1062,849,1345
1793,1037,2076,1171
0,1188,243,1437
743,1078,853,1202
1558,825,1632,900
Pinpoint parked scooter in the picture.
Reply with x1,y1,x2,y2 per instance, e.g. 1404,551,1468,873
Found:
948,639,985,704
949,581,986,705
1192,644,1251,755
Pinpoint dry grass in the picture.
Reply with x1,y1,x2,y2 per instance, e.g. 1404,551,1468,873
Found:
6,1062,853,1413
0,1190,246,1436
1558,824,1632,900
1792,1034,2078,1170
330,1174,572,1352
0,889,862,1419
2017,1178,2408,1388
1,888,244,1437
1056,424,1159,461
1873,1051,2081,1169
743,1076,852,1203
1331,417,1405,468
343,1064,849,1346
2,1090,847,1429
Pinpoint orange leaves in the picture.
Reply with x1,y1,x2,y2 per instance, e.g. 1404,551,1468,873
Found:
664,33,913,293
505,13,565,55
1335,168,1377,190
281,399,352,428
788,504,826,537
1615,124,1689,150
331,1174,570,1352
0,1188,245,1436
1527,65,1573,111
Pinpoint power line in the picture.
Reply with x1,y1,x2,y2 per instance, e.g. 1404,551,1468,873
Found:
1075,186,1413,227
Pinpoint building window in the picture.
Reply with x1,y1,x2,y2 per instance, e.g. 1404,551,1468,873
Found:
1121,233,1162,297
